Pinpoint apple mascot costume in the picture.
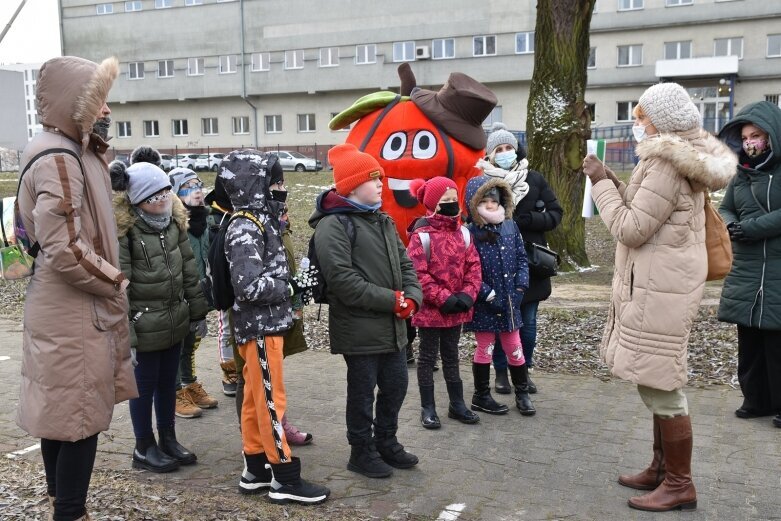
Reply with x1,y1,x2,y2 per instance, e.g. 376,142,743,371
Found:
329,63,498,245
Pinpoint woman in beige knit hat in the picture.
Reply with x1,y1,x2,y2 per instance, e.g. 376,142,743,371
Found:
581,82,737,512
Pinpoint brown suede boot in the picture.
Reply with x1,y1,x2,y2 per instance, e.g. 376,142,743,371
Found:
628,415,697,512
619,415,665,490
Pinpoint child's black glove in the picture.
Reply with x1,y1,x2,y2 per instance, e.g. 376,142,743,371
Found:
454,292,474,312
440,295,462,314
289,266,319,303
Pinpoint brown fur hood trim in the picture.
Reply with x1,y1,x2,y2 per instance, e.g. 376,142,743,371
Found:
635,129,737,191
114,194,189,237
73,57,119,136
466,177,514,227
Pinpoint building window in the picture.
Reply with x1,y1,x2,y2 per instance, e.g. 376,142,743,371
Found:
617,44,642,66
586,103,596,123
320,47,339,67
116,121,131,138
219,55,237,74
232,116,250,135
515,32,535,54
473,35,497,57
125,1,142,12
355,44,377,65
187,57,204,76
143,120,159,137
393,41,416,62
285,50,304,70
128,62,144,80
265,115,282,134
587,47,596,68
765,94,780,106
432,38,455,60
767,35,781,58
665,0,692,5
155,0,173,8
616,101,638,122
714,37,743,59
251,52,270,71
483,106,503,128
297,113,316,133
202,118,218,135
618,0,643,10
185,0,202,4
664,41,692,60
158,60,174,78
172,119,189,137
96,3,113,14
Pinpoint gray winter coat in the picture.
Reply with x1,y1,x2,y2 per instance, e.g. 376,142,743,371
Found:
222,152,292,344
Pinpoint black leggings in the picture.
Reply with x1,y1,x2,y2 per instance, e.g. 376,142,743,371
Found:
417,325,462,387
41,434,98,521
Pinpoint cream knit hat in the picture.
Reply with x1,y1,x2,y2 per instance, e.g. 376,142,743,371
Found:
638,83,702,133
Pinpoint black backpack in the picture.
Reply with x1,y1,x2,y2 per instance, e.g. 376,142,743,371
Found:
206,210,265,311
307,214,356,304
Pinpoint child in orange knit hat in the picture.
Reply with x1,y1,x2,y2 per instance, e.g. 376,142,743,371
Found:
309,143,423,478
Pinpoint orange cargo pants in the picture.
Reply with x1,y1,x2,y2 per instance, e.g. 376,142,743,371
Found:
238,336,291,464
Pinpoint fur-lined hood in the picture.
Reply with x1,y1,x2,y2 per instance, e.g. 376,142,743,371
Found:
37,56,118,153
464,176,514,226
114,193,189,237
635,128,737,191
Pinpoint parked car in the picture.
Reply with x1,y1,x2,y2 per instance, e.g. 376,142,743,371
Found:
160,154,173,171
114,153,130,166
270,150,322,172
194,153,226,171
171,154,199,169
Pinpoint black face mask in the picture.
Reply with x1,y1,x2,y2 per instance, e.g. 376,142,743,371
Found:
92,117,111,140
437,201,460,217
270,189,288,203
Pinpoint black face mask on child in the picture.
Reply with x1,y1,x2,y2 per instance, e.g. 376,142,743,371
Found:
437,201,460,217
270,190,288,203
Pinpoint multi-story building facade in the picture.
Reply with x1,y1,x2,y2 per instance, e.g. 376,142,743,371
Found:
0,69,28,152
59,0,781,159
0,63,43,143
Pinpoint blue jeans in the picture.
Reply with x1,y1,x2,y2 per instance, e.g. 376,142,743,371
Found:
129,342,182,440
492,301,539,370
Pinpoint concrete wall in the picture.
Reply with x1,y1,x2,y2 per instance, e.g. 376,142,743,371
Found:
0,70,28,151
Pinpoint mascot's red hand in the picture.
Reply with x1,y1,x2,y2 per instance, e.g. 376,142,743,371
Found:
395,299,417,320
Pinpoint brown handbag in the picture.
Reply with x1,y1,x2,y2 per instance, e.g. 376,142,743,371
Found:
704,193,732,281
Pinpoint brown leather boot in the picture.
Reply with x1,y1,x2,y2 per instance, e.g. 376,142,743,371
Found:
619,415,665,490
628,415,697,512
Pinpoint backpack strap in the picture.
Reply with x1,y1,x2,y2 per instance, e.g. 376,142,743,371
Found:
17,148,85,259
333,214,356,245
230,209,265,234
420,226,470,262
0,198,9,247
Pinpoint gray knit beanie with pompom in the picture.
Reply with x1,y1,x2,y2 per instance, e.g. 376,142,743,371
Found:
485,122,518,154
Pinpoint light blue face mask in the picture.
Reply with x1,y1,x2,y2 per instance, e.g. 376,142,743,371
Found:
494,150,516,169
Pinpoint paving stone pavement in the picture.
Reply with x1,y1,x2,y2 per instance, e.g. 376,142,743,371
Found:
1,316,779,520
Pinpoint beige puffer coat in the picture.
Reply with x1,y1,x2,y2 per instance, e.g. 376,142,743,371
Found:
16,57,138,442
592,128,736,391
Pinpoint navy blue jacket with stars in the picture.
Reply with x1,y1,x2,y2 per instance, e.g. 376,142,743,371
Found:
463,176,529,333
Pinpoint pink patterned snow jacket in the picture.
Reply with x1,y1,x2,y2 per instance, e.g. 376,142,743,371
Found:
407,213,482,328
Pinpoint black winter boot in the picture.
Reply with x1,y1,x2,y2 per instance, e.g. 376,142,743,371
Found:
376,436,419,469
509,364,536,416
132,436,179,473
446,381,480,424
239,452,272,494
494,366,511,394
157,427,197,465
419,385,441,429
268,457,330,505
471,363,509,415
347,440,393,478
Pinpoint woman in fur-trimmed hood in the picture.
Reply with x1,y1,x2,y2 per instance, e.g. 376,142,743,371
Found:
582,82,737,513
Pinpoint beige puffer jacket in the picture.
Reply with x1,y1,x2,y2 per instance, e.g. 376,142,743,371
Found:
592,128,736,391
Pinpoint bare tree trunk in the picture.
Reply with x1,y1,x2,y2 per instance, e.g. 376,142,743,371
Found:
526,0,596,269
